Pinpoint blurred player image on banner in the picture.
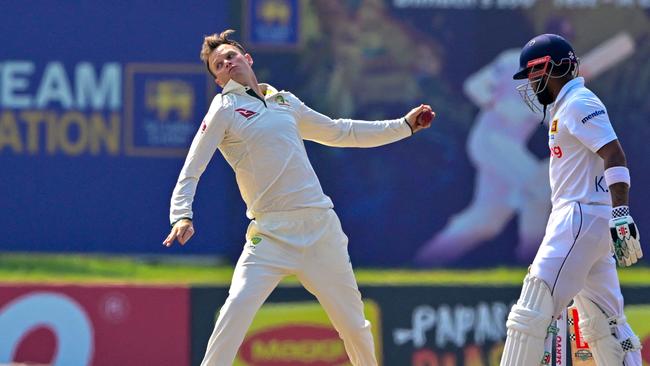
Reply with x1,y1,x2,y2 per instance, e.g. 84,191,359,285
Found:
415,23,637,266
162,30,434,366
415,47,550,266
499,34,643,366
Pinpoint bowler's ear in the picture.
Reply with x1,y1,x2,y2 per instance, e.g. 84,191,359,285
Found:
245,53,254,67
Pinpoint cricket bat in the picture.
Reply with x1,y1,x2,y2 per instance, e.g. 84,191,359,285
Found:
568,306,598,365
580,32,635,81
556,309,567,366
542,309,567,366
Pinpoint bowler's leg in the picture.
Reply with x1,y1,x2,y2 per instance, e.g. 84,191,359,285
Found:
297,213,377,366
298,265,377,365
201,241,289,366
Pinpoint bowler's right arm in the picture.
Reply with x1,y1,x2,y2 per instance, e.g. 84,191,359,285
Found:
163,95,232,247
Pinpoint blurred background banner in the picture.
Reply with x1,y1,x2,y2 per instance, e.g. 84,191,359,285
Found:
2,0,649,267
0,284,190,366
4,283,650,365
189,285,650,366
245,0,300,48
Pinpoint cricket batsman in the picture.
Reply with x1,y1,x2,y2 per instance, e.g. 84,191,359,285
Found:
162,29,434,366
500,34,643,365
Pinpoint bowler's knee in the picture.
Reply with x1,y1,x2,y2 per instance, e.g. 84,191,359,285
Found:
338,319,373,339
221,288,261,312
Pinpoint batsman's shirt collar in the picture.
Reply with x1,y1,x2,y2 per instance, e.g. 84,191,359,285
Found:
551,77,584,111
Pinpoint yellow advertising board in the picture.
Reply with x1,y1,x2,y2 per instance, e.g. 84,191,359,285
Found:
234,301,382,366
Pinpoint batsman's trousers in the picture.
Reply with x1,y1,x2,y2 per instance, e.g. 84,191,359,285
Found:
529,202,641,365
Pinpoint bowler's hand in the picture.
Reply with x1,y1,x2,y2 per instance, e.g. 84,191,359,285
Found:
405,104,435,134
163,219,195,247
610,206,642,267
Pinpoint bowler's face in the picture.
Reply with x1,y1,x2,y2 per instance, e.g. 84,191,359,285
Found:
207,44,253,87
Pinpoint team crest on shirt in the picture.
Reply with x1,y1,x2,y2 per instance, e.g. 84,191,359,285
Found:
200,120,207,134
249,236,263,249
550,118,558,134
275,95,290,106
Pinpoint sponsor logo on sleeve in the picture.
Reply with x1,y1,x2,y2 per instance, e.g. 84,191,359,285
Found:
581,110,606,124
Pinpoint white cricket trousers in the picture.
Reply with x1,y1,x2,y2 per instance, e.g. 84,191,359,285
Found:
200,208,378,366
529,202,641,365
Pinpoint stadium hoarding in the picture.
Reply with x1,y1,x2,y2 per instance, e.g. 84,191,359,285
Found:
2,283,649,365
235,301,382,366
0,284,190,366
191,285,650,366
244,0,300,49
189,285,520,365
190,286,337,366
0,1,241,258
2,1,650,268
368,286,520,365
377,286,650,365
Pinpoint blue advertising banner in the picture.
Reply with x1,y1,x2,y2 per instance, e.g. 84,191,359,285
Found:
2,1,649,267
0,2,239,255
245,0,300,48
125,64,214,157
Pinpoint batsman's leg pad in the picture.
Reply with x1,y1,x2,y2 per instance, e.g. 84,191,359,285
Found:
500,275,555,366
574,294,642,365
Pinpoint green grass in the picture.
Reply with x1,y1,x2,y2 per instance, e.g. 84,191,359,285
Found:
1,253,649,286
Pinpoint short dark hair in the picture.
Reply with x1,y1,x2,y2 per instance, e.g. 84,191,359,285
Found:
200,29,246,78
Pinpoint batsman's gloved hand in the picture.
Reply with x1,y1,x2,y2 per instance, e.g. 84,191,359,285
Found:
610,206,643,267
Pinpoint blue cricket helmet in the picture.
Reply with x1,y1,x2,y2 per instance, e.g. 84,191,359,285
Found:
513,34,577,80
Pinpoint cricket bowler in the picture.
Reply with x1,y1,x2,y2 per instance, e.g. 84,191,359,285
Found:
162,29,434,366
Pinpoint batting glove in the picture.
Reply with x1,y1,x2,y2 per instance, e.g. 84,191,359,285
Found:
610,206,643,267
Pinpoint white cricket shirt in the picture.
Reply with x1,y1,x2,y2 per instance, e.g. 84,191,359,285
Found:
170,80,412,223
547,77,617,209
